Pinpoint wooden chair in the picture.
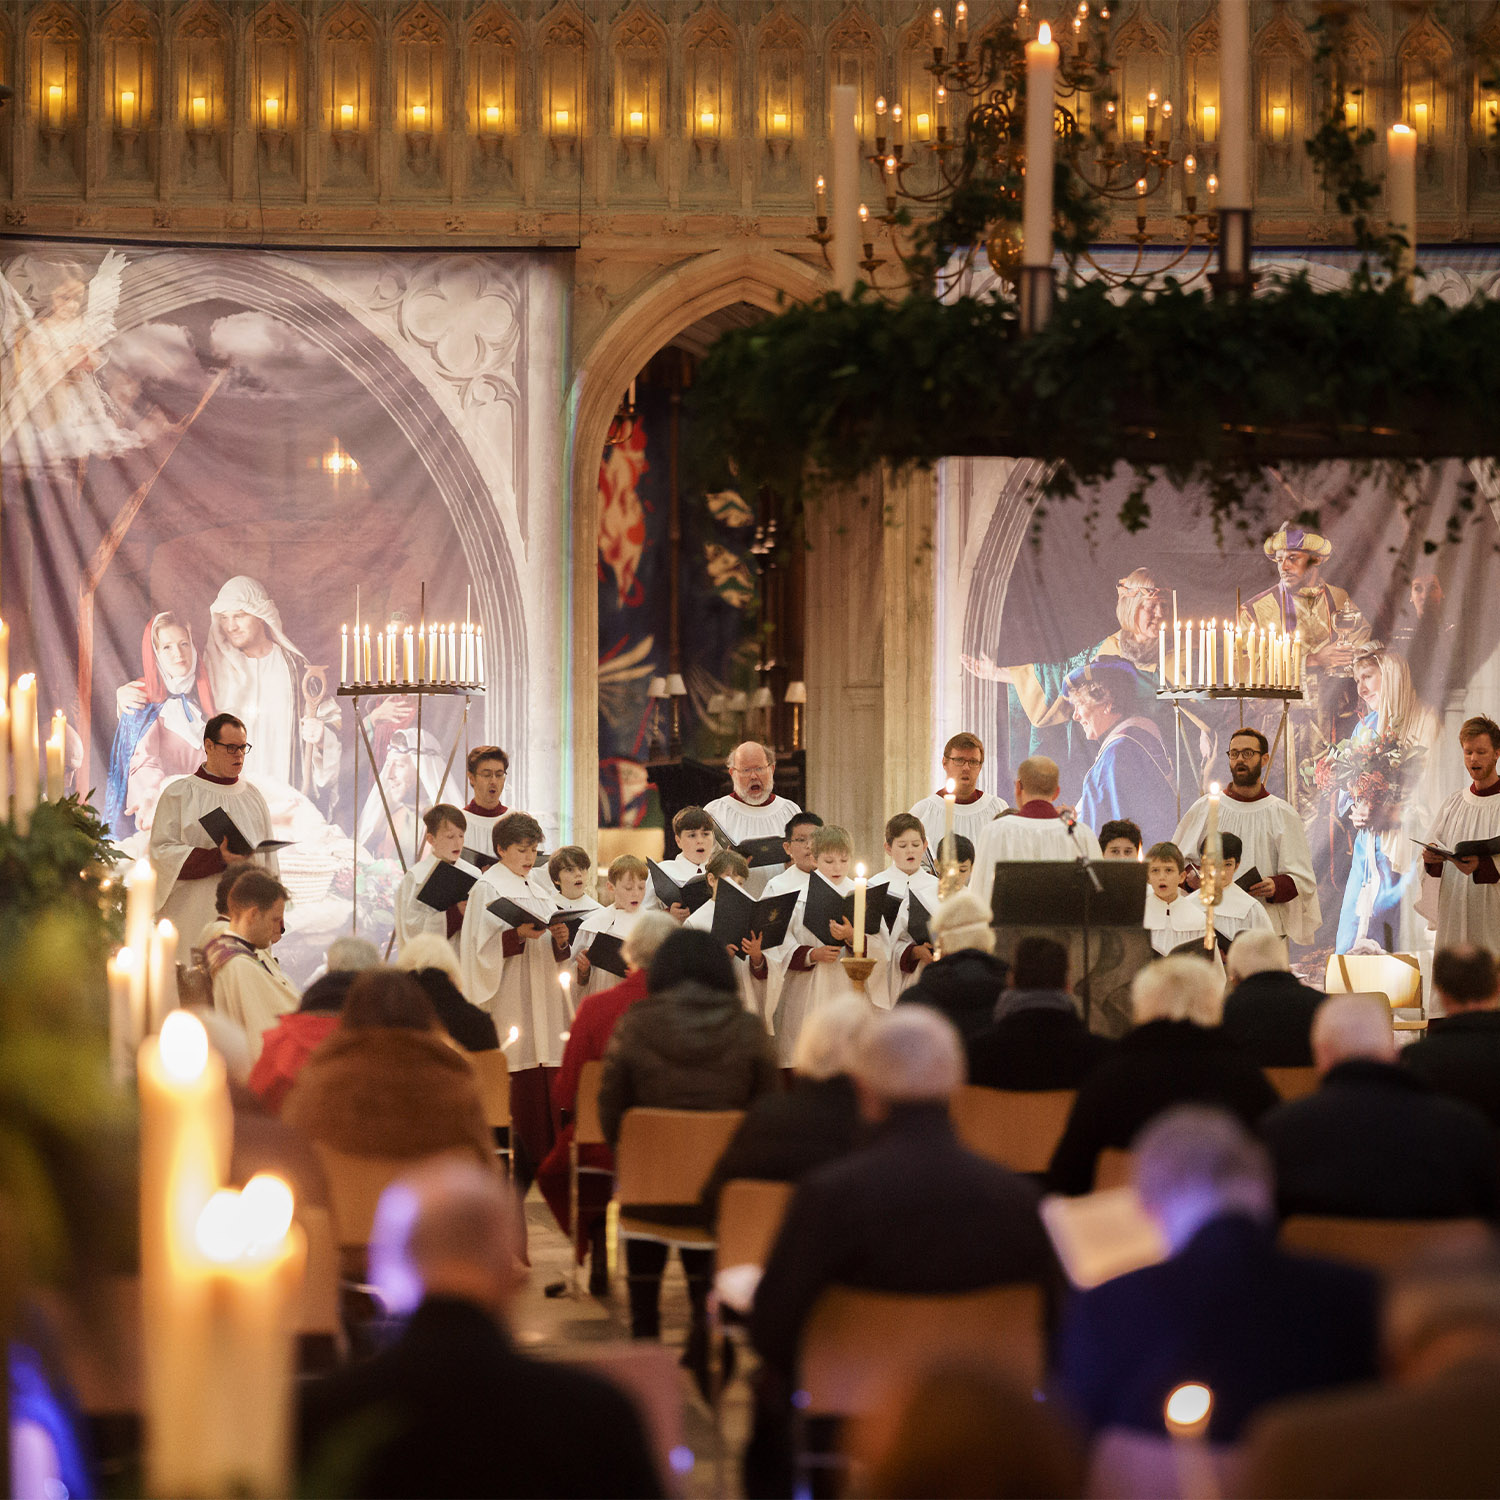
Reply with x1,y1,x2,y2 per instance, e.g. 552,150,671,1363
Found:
296,1205,342,1340
1265,1065,1319,1102
1093,1147,1134,1192
1086,1428,1244,1500
613,1108,745,1252
1325,953,1423,1011
715,1178,795,1273
950,1086,1077,1174
598,828,667,866
468,1047,512,1170
1279,1215,1495,1274
569,1059,612,1293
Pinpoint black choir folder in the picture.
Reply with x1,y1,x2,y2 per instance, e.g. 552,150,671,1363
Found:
648,861,713,913
462,846,497,870
1415,835,1500,862
802,873,888,948
711,880,795,952
586,932,628,978
1235,866,1263,893
416,860,479,912
486,896,551,932
553,910,590,944
904,892,932,947
198,806,291,857
735,835,786,869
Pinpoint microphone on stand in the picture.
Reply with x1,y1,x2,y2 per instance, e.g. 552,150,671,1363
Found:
1062,805,1103,893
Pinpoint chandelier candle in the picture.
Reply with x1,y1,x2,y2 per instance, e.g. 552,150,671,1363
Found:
831,84,860,296
1020,22,1059,332
1387,123,1417,286
1218,0,1252,280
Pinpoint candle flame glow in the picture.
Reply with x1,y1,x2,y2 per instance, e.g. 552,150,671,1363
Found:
240,1173,295,1248
1164,1381,1213,1431
159,1010,208,1084
855,863,867,879
945,777,957,795
1037,20,1052,44
196,1190,251,1262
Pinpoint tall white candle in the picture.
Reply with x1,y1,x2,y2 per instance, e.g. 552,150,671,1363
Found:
476,627,486,687
1387,123,1417,283
0,615,9,704
942,777,957,865
1173,618,1182,689
852,863,868,958
1158,623,1167,683
340,625,348,686
831,83,860,296
1219,0,1251,207
10,673,38,834
45,709,66,800
1185,619,1194,687
1294,629,1303,688
1023,24,1059,266
108,947,138,1088
0,695,10,821
150,919,179,1034
1228,625,1237,689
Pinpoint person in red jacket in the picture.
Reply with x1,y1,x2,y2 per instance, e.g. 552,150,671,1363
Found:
537,911,677,1294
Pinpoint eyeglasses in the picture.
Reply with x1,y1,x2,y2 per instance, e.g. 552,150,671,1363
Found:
944,755,983,768
1226,749,1261,761
733,763,773,775
209,739,251,755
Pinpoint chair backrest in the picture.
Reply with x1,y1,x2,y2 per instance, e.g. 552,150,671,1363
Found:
575,1059,607,1146
1279,1215,1495,1274
313,1144,476,1250
1325,953,1423,1010
1093,1147,1134,1192
950,1086,1077,1174
598,827,667,866
1086,1428,1244,1500
614,1108,745,1207
715,1178,796,1269
799,1283,1045,1419
468,1047,511,1130
296,1206,342,1337
1265,1065,1319,1102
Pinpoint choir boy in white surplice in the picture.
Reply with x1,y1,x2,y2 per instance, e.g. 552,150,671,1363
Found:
1174,728,1320,947
394,803,481,950
703,741,802,896
148,711,279,952
908,732,1009,859
972,756,1103,915
571,855,646,1000
202,869,298,1061
459,810,571,1191
643,806,716,915
1207,833,1276,945
877,813,942,1009
765,826,886,1066
685,849,771,1019
1143,843,1206,956
1099,820,1144,860
460,745,512,869
543,846,602,967
761,812,823,899
1422,715,1500,949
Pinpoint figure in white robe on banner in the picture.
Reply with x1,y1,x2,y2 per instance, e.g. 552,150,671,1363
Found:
147,712,279,951
703,741,803,896
1421,715,1500,951
971,757,1103,915
1174,728,1321,948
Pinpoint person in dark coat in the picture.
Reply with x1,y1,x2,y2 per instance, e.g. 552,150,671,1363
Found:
1056,1106,1380,1445
300,1158,662,1499
701,991,869,1221
1402,944,1500,1126
747,1005,1059,1498
1048,956,1278,1195
1220,928,1325,1066
598,930,779,1367
967,936,1115,1090
1260,992,1500,1220
899,890,1009,1044
396,932,500,1052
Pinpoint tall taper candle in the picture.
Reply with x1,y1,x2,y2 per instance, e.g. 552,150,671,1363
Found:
45,709,66,800
852,863,868,959
10,673,38,834
831,84,860,296
1387,123,1417,285
1219,0,1250,209
1023,23,1059,266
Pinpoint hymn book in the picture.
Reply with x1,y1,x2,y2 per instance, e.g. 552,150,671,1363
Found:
711,880,795,952
1039,1188,1169,1290
648,860,713,913
462,846,497,871
734,835,787,869
486,896,552,932
1415,835,1500,862
803,873,888,948
1234,866,1263,892
415,860,479,912
904,892,932,947
198,806,292,857
586,932,629,978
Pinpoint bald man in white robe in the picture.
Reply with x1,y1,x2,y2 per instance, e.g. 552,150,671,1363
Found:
971,756,1102,914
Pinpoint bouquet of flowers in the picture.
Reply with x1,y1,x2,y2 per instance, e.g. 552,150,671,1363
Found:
1304,730,1426,806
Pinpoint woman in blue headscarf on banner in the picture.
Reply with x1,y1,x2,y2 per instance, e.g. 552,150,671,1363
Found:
104,611,215,840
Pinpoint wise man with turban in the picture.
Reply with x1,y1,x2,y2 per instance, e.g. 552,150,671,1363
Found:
1239,521,1369,677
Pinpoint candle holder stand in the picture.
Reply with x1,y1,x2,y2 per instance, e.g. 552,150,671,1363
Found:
840,954,877,992
1156,685,1304,815
1209,207,1257,297
1018,265,1055,335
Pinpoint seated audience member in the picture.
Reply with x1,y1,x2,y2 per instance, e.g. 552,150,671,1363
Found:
1402,945,1500,1125
598,930,778,1384
967,936,1114,1091
1241,1249,1500,1499
534,911,677,1295
1047,956,1279,1196
299,1159,663,1499
202,869,299,1060
395,933,500,1053
1260,992,1500,1220
1099,819,1143,860
282,969,494,1166
900,890,1010,1043
248,935,380,1111
1056,1107,1380,1444
1220,928,1323,1066
701,992,871,1220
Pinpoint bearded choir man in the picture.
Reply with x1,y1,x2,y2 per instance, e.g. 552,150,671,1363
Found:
459,811,571,1192
970,757,1103,913
1173,729,1320,949
147,712,279,951
703,742,803,896
1422,715,1500,950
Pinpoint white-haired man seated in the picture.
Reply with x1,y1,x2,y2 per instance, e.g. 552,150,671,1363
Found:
1260,993,1500,1221
899,890,1010,1043
1220,929,1324,1067
299,1160,663,1497
1047,955,1279,1195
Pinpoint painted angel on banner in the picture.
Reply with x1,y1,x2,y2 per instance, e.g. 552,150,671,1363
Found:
0,249,144,464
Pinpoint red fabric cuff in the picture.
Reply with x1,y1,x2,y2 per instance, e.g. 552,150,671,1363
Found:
789,946,813,972
1475,855,1500,885
445,905,464,939
749,956,769,981
501,929,525,958
900,945,921,974
180,846,227,881
1423,856,1446,878
1267,873,1298,904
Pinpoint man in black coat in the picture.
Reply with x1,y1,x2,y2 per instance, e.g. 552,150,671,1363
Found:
1261,992,1500,1220
899,890,1009,1043
1056,1106,1380,1444
300,1159,662,1499
1221,929,1324,1066
1402,945,1500,1126
967,936,1115,1090
1048,956,1278,1195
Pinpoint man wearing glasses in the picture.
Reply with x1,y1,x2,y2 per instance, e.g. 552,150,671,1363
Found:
147,712,279,950
1173,728,1320,948
704,741,802,896
908,733,1010,859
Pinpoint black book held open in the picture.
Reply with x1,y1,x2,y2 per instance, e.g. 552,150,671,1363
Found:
802,872,886,947
905,892,932,947
868,883,905,931
416,860,479,912
735,835,787,869
486,895,551,931
1234,866,1263,893
462,846,498,871
198,806,291,857
711,880,796,953
648,860,713,913
1414,835,1500,862
587,931,629,978
553,910,590,944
